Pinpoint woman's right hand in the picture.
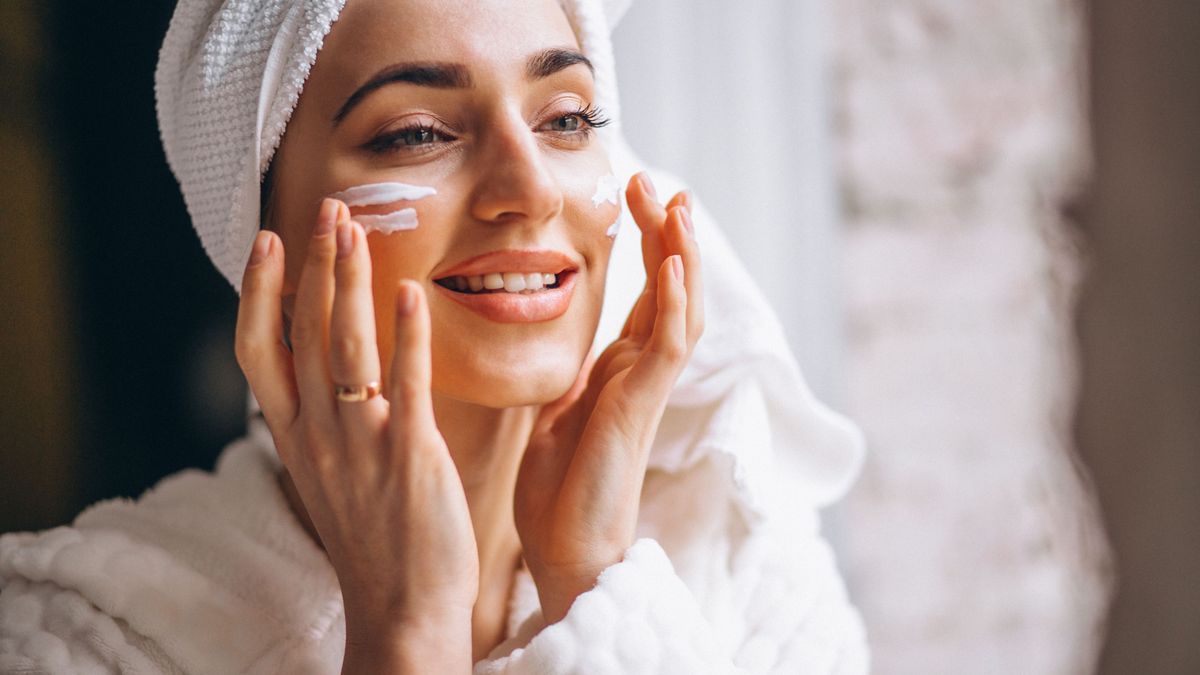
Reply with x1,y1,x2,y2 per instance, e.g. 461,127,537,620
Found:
235,198,478,673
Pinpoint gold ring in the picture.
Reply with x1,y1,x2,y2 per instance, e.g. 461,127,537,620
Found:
334,381,382,402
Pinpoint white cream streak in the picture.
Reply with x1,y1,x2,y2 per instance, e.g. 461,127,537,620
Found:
606,219,620,238
353,210,419,233
327,182,437,234
592,174,621,208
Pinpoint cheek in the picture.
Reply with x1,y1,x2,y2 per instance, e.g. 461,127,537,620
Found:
556,162,623,240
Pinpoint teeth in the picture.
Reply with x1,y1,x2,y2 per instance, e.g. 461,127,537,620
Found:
445,272,560,294
503,272,526,292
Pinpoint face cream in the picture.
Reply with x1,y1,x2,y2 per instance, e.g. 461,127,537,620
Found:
605,219,620,238
591,173,621,208
327,182,437,234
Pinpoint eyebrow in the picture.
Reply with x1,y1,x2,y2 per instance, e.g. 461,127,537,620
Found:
332,48,594,127
526,47,593,80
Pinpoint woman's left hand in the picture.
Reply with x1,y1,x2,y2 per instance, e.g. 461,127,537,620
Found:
514,173,704,624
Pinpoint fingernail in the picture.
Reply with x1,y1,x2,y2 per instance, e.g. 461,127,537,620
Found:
678,207,694,235
316,198,338,236
670,255,684,282
397,282,416,317
681,190,694,212
638,173,658,202
248,230,271,266
336,222,354,259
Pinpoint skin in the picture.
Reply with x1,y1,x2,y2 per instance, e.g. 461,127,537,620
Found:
234,0,704,671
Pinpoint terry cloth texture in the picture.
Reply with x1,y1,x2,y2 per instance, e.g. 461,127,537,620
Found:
1,410,867,673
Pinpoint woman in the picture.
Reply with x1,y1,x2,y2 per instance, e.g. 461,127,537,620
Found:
0,0,868,672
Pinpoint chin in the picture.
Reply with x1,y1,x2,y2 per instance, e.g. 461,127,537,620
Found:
432,334,587,408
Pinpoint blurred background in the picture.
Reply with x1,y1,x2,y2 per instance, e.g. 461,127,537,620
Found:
1,1,1196,673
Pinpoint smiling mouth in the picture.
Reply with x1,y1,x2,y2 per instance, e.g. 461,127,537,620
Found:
434,270,571,294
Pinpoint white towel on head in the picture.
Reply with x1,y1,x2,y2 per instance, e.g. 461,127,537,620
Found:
156,0,347,293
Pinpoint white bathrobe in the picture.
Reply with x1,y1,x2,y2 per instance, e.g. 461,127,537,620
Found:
0,162,869,674
0,421,865,674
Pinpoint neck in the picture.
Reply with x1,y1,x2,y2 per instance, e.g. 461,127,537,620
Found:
433,395,534,661
433,394,534,566
278,396,536,663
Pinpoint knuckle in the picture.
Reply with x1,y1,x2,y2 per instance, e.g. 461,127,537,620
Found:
336,258,366,284
330,335,366,368
654,336,688,363
234,338,260,372
245,258,275,288
306,238,336,264
309,446,338,477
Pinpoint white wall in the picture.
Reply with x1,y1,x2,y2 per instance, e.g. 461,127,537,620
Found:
611,0,845,402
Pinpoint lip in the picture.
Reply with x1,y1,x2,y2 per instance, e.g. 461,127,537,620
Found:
431,249,580,324
434,269,577,323
433,249,578,278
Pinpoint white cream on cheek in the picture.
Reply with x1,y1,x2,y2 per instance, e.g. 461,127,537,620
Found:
327,182,437,234
591,173,621,208
592,173,623,238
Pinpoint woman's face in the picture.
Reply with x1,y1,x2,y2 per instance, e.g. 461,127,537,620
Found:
269,0,619,408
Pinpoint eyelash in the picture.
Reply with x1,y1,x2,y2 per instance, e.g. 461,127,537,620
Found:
363,104,612,156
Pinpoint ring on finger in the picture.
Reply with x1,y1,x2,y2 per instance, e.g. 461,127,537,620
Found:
334,381,382,402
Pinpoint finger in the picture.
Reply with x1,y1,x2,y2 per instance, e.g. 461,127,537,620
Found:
619,286,654,341
291,198,344,418
330,219,388,426
626,255,688,397
235,230,299,432
534,349,595,436
625,172,668,289
665,205,705,345
625,178,695,343
628,285,659,342
388,281,436,439
665,189,691,214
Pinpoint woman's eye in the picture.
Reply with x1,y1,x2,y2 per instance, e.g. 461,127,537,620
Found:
365,125,449,154
392,126,445,146
538,105,610,138
545,115,583,133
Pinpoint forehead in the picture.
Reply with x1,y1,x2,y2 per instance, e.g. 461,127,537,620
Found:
317,0,579,85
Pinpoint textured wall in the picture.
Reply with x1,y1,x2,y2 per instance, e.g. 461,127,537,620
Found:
832,1,1113,672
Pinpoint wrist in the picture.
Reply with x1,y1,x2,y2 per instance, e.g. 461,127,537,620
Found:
342,611,472,674
530,550,625,625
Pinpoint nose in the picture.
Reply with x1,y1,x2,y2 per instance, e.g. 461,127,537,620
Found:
468,113,562,227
